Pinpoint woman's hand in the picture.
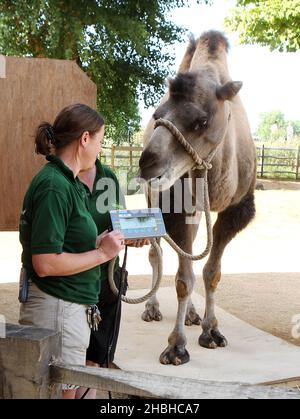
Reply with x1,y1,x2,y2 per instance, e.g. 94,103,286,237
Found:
125,239,151,248
97,230,125,260
96,230,109,249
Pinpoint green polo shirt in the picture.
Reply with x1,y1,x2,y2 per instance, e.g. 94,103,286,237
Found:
84,160,126,281
19,155,100,305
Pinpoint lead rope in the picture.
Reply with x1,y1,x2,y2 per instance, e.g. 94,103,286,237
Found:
108,118,222,304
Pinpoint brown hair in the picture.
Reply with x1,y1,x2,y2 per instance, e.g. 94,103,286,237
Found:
35,103,104,156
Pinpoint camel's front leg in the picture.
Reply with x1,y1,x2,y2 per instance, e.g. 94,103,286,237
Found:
160,257,195,365
199,194,255,349
142,238,163,322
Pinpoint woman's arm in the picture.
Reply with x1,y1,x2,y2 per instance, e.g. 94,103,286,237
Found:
33,230,124,277
33,249,105,277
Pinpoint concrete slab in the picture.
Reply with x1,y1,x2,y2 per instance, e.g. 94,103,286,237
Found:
115,287,300,385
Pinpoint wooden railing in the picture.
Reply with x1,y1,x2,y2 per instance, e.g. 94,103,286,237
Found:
257,145,300,180
1,324,300,399
100,145,300,181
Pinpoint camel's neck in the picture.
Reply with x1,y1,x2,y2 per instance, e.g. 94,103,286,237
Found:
189,44,231,84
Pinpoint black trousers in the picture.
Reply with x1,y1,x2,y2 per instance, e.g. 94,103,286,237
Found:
86,267,128,365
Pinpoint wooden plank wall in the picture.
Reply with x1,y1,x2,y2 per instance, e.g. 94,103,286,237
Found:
0,56,97,230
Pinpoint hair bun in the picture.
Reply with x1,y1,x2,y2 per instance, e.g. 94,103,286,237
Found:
45,125,56,144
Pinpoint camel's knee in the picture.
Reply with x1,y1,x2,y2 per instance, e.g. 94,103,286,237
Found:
203,264,221,292
176,276,195,298
176,280,188,299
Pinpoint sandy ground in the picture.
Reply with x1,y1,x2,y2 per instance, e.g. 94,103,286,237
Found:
1,179,300,348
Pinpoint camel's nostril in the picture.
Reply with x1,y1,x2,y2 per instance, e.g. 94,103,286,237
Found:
139,149,160,170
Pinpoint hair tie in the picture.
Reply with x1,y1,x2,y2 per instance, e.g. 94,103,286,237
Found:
45,126,56,145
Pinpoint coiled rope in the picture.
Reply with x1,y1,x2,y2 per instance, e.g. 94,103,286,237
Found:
108,118,221,304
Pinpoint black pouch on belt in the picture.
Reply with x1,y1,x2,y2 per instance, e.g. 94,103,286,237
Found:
18,267,29,303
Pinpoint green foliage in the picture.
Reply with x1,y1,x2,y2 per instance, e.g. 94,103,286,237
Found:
291,121,300,136
225,0,300,52
0,0,209,143
256,111,300,143
256,111,286,141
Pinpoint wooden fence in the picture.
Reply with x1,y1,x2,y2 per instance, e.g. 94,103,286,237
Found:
1,324,300,399
257,145,300,180
100,145,300,182
0,55,97,231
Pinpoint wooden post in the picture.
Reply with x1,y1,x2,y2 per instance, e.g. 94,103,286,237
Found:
296,146,300,180
0,55,6,78
111,145,115,170
0,324,60,399
130,147,133,168
261,145,265,178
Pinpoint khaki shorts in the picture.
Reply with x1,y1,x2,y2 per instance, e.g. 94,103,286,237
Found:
19,280,91,390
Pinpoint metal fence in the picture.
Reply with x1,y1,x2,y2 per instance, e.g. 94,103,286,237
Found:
100,144,300,182
257,145,300,180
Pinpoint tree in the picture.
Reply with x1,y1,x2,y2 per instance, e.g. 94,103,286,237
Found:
291,121,300,136
225,0,300,52
256,111,286,141
0,0,209,143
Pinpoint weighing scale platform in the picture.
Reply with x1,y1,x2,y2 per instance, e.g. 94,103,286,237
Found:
115,287,300,387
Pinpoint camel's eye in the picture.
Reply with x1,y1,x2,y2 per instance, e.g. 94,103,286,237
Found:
153,112,159,121
194,118,208,131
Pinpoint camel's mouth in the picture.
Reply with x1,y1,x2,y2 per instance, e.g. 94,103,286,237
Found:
139,156,194,191
147,170,174,191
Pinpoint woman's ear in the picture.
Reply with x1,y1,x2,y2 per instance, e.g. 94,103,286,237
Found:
80,131,90,148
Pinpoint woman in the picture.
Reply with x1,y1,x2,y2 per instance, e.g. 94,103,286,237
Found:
19,103,124,399
76,157,149,399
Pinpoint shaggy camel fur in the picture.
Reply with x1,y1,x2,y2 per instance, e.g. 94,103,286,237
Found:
139,30,256,365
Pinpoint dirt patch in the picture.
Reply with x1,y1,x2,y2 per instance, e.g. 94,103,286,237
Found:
257,179,300,191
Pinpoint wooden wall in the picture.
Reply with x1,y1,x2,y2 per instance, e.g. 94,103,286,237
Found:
0,56,97,230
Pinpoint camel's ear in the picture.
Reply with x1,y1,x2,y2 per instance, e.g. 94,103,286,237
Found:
216,81,243,101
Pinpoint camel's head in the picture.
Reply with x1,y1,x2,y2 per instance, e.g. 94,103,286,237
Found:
139,70,242,190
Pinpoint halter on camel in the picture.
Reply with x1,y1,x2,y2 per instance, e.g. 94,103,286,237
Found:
108,116,226,304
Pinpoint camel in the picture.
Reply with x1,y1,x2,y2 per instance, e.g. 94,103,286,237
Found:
138,30,257,365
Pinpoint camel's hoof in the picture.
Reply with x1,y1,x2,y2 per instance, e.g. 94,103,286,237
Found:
198,330,228,349
159,346,190,366
211,330,228,347
185,311,202,326
141,306,163,322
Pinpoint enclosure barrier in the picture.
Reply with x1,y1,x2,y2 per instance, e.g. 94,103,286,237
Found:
100,145,300,182
1,324,300,399
257,145,300,180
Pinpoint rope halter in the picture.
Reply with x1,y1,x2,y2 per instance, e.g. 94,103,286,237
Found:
108,116,221,303
154,118,213,171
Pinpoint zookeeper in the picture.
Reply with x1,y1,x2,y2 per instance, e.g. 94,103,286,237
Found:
76,150,150,399
18,103,125,399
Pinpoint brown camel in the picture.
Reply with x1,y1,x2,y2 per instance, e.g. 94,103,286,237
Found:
139,30,257,365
